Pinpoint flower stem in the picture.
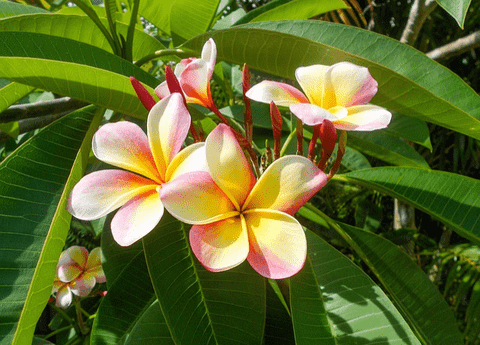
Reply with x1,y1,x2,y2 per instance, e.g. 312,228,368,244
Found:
74,297,89,336
41,325,75,340
134,48,194,67
280,131,296,157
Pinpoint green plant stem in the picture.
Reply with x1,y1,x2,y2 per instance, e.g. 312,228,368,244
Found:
74,297,89,336
41,325,75,340
50,303,76,325
280,130,296,157
134,48,195,67
124,0,140,62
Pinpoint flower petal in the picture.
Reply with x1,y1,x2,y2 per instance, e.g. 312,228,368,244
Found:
147,93,191,178
289,103,347,126
246,80,309,107
111,188,164,246
85,248,106,283
92,122,161,183
68,170,157,221
244,155,327,215
189,216,249,272
58,246,88,268
201,38,217,80
165,142,208,182
334,105,392,131
56,285,73,309
154,81,170,99
295,64,330,106
329,62,378,107
179,59,213,108
160,171,237,225
206,124,256,208
245,210,307,279
57,264,83,283
71,275,96,297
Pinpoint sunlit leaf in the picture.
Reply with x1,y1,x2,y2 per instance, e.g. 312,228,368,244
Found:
234,0,347,25
0,13,164,64
0,106,102,344
339,223,464,345
183,21,480,140
335,167,480,244
170,0,221,44
0,1,47,18
143,213,266,345
291,230,422,344
435,0,472,28
0,31,158,119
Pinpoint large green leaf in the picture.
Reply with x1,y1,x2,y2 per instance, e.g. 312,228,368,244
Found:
234,0,347,25
289,257,336,344
125,300,174,345
182,21,480,140
0,31,158,119
143,213,266,345
0,13,164,61
138,0,175,35
335,167,480,244
0,80,35,114
338,223,464,345
0,1,47,18
385,113,432,150
91,242,172,344
291,230,421,344
170,0,221,44
264,281,294,344
0,106,102,344
435,0,472,28
348,131,430,168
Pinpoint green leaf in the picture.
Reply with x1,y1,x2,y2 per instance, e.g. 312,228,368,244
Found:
293,230,422,344
170,0,221,44
341,147,371,171
338,223,464,345
385,113,432,150
0,1,48,18
0,121,19,139
0,105,102,344
0,80,35,114
182,21,480,140
336,167,480,244
125,300,174,345
91,241,172,344
348,131,430,168
0,31,158,119
234,0,347,25
264,281,295,344
143,213,266,345
138,0,175,35
435,0,472,28
290,257,336,344
0,13,165,63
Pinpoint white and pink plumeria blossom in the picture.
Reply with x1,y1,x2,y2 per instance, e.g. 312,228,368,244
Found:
52,246,105,308
67,93,208,246
160,124,327,279
246,61,392,130
155,38,217,110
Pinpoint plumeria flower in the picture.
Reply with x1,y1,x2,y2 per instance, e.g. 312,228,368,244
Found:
52,246,105,308
67,93,207,246
160,124,327,279
246,61,392,130
156,38,217,110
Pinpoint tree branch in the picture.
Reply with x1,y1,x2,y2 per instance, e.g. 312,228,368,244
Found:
400,0,437,46
0,112,71,144
427,30,480,60
0,97,87,123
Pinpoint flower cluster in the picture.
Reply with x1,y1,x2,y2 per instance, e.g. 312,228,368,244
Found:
67,39,391,279
52,246,105,309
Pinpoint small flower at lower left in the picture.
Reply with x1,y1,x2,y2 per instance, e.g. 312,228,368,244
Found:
51,246,106,309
